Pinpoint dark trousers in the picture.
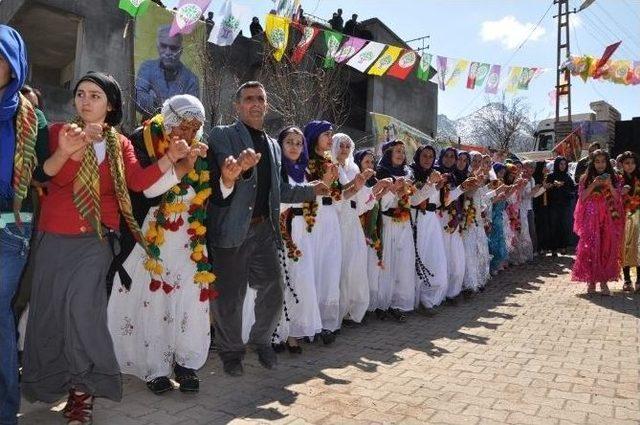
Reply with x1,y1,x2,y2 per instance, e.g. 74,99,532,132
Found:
209,221,283,362
527,210,537,253
548,204,572,251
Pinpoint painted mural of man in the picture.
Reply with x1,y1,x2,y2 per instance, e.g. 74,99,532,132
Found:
135,25,199,118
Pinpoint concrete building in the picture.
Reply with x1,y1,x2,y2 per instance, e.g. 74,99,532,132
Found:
1,0,135,126
2,2,438,141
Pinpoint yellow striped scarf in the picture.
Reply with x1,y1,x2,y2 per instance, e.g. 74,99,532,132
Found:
72,123,148,252
12,94,38,212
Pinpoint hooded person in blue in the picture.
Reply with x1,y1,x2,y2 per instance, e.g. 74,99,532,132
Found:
0,24,43,425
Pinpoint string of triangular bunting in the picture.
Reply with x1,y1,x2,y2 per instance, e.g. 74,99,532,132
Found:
264,14,545,92
116,0,545,93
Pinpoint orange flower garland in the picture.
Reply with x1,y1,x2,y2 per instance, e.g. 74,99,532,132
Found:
142,116,216,302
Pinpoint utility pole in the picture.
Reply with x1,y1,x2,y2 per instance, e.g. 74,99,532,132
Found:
554,0,573,142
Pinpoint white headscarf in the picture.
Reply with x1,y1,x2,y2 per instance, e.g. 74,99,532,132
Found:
161,94,206,139
331,133,360,184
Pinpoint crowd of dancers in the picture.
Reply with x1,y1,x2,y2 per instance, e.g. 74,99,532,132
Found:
2,23,638,425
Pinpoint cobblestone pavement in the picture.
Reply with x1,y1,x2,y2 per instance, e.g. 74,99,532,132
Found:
19,255,640,424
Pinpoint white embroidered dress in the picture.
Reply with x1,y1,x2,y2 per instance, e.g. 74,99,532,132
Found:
108,170,210,381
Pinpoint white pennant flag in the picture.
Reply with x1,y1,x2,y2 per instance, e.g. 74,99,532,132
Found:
346,41,386,73
208,0,250,46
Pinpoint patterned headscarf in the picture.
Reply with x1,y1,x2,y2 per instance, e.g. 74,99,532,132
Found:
161,94,205,139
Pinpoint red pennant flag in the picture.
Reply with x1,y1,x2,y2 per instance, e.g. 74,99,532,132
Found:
593,41,621,79
291,24,320,64
386,50,418,80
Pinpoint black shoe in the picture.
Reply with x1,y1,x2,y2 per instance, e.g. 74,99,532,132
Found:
320,329,336,345
272,342,286,353
257,346,278,369
222,359,244,377
623,281,633,292
446,297,459,306
388,308,407,323
146,376,173,395
174,365,199,393
375,308,387,320
286,341,303,354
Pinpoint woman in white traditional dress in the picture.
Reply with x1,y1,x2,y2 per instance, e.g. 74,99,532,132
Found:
435,148,471,303
268,126,324,353
332,134,390,324
408,145,449,311
108,95,212,395
376,140,417,321
354,149,385,314
516,160,535,263
461,152,491,292
302,121,342,343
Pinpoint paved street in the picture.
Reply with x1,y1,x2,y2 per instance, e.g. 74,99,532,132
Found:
20,255,640,425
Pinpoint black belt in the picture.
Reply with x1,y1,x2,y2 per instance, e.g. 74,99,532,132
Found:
412,203,437,212
350,200,357,209
322,197,333,206
290,208,304,216
382,208,397,217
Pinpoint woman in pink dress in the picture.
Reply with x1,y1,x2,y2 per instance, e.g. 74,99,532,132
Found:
572,150,625,295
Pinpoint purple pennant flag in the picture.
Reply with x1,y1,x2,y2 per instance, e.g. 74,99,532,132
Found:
484,64,502,94
170,0,212,36
334,36,368,63
436,56,448,91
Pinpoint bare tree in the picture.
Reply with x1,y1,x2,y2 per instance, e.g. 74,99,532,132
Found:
470,94,536,153
258,45,351,132
199,45,240,127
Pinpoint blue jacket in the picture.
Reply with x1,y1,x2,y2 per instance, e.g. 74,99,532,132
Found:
206,120,315,249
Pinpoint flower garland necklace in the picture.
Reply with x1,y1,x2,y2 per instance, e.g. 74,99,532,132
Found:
142,115,216,302
279,210,302,261
304,151,341,232
624,177,640,214
592,177,621,221
461,197,478,232
392,185,414,223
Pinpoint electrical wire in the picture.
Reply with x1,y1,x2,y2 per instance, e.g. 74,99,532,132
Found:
451,0,555,119
595,2,640,52
579,10,638,58
621,0,640,22
572,23,613,105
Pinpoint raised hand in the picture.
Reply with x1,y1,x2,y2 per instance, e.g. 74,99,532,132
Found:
237,148,261,172
167,136,190,163
310,180,331,197
57,123,89,158
220,155,243,188
429,170,442,185
323,163,339,185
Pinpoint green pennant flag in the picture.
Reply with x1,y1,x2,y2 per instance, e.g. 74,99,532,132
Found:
324,30,344,69
118,0,150,18
416,53,434,81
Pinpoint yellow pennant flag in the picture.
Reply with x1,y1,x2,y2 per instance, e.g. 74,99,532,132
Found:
265,14,289,61
445,59,470,88
368,46,403,76
506,66,523,92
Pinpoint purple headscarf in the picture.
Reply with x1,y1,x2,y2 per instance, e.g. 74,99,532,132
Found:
303,120,333,160
277,126,308,183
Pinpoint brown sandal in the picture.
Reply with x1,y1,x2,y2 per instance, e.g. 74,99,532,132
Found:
600,283,611,296
587,283,596,294
64,390,94,424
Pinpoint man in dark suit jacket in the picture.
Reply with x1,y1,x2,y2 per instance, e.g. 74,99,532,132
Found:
207,81,328,376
